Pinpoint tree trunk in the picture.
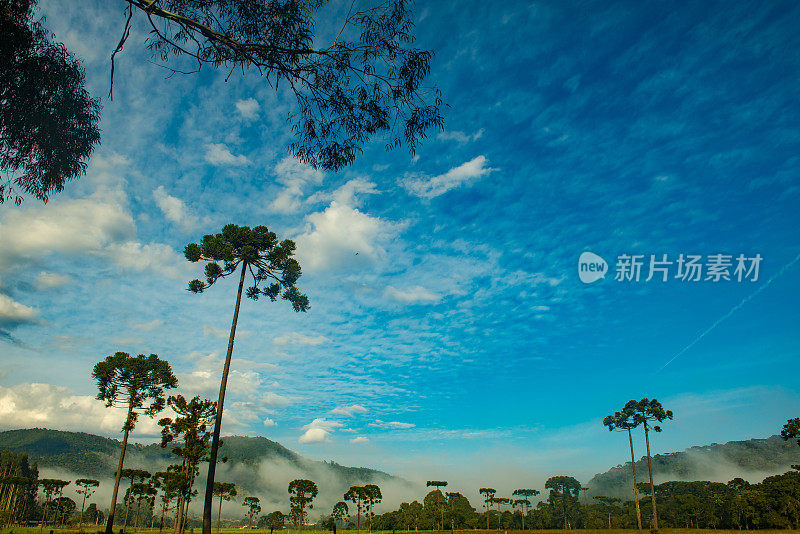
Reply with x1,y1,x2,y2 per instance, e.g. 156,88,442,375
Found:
216,495,222,534
106,402,134,534
644,424,658,532
79,491,88,533
203,261,247,534
628,428,643,534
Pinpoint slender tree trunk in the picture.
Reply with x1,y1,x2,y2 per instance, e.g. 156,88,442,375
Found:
203,262,247,534
627,428,643,534
644,424,658,532
216,495,222,534
160,499,167,532
80,491,88,533
107,404,134,534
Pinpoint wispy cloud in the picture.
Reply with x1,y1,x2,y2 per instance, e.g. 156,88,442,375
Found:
235,98,260,120
204,143,250,166
402,156,495,198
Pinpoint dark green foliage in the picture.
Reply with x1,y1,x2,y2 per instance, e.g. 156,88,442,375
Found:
589,435,800,498
545,476,581,530
0,449,39,526
288,478,318,529
782,417,800,446
117,0,443,171
185,224,309,312
92,352,178,431
242,496,261,528
0,0,101,204
258,510,285,532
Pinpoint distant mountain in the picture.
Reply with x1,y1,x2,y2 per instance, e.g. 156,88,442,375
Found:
587,435,800,498
0,428,403,507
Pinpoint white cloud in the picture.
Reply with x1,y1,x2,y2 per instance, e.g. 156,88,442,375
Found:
402,155,495,198
0,191,186,281
273,332,330,347
370,419,415,429
133,319,163,331
0,294,39,326
153,186,199,230
437,128,484,144
204,143,250,166
263,417,277,427
235,98,260,120
299,417,344,443
384,285,441,304
0,193,135,270
331,404,367,417
103,241,189,280
307,177,378,206
0,383,161,437
350,436,370,444
34,272,71,290
269,157,325,214
294,202,404,271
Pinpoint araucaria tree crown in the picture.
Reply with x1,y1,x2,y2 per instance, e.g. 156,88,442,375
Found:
185,224,309,311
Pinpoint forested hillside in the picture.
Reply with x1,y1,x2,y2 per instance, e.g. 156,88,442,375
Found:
588,435,800,498
0,428,397,499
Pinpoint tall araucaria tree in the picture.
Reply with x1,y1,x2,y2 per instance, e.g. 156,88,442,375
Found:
242,497,261,529
212,482,237,534
344,486,368,533
159,395,217,534
92,352,177,534
185,223,309,534
288,479,318,534
426,481,447,531
363,484,382,533
544,476,581,531
631,398,673,534
120,469,151,529
478,488,496,530
75,479,99,533
331,501,349,534
512,489,539,530
603,402,644,534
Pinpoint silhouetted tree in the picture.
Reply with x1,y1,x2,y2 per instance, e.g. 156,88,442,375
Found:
38,479,68,530
0,0,101,205
479,488,496,530
185,224,308,534
108,0,443,173
545,476,581,530
632,398,673,533
93,352,177,534
512,489,539,530
426,481,447,531
75,479,99,532
603,402,644,534
345,486,369,532
213,482,237,534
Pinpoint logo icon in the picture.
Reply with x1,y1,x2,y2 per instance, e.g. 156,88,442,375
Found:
579,252,607,284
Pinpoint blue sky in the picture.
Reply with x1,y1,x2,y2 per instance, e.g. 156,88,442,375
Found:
0,0,799,493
